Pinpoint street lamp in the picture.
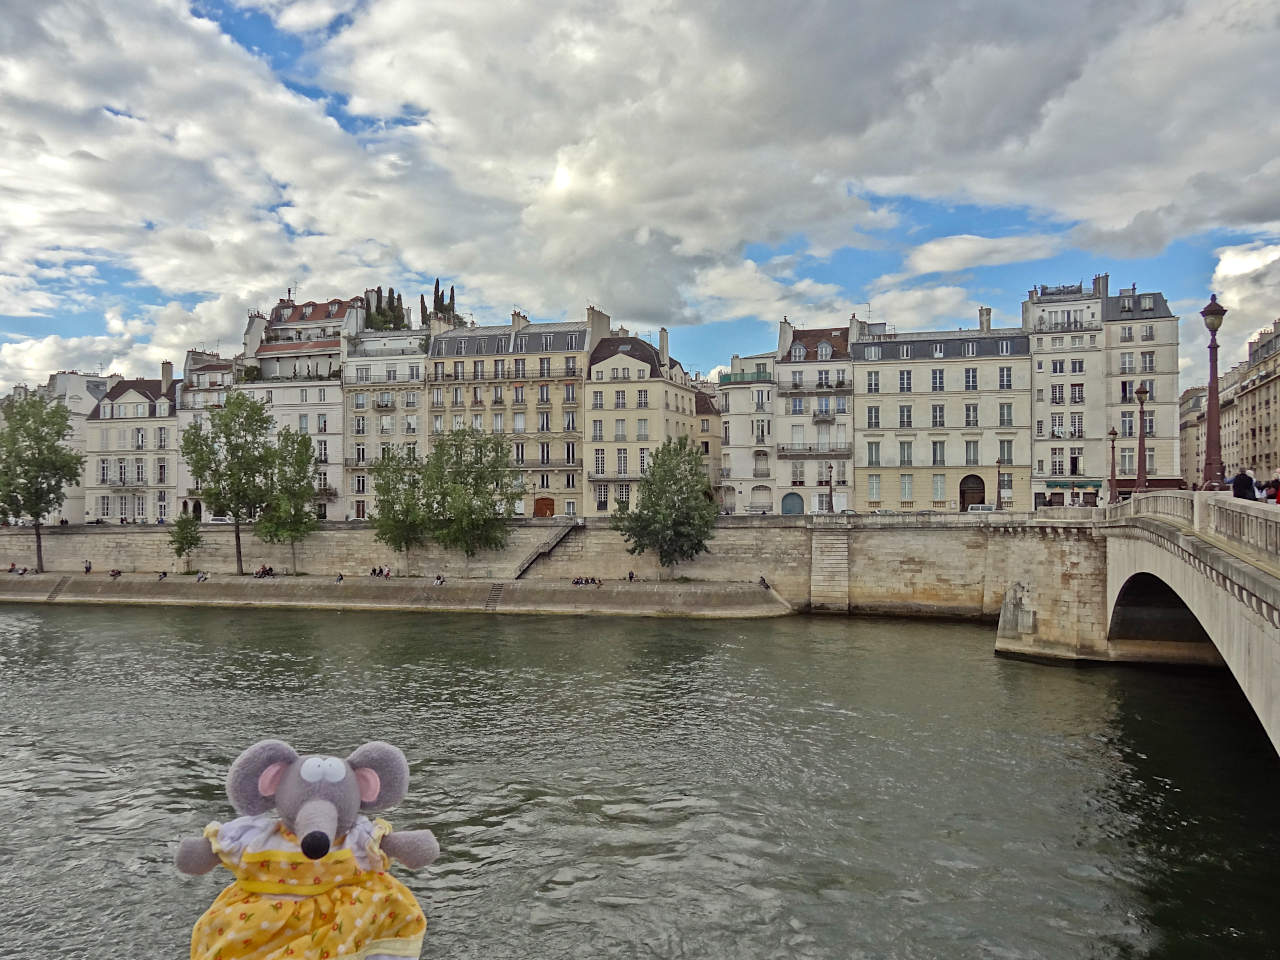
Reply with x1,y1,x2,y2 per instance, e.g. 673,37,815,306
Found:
1134,383,1149,494
826,462,834,511
1201,295,1227,489
1108,427,1119,504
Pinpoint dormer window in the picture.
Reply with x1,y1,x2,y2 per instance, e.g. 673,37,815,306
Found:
303,306,313,317
790,343,806,362
817,342,832,361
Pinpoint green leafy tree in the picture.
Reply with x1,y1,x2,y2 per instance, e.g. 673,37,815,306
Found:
611,435,717,571
0,392,85,572
180,392,274,575
422,429,523,557
255,428,319,573
169,511,204,572
370,447,431,554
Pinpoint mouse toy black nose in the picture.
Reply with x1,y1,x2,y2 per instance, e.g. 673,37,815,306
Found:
301,831,331,860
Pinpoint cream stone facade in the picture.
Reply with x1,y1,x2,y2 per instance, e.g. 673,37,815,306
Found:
176,350,235,520
716,352,776,514
1178,386,1207,486
850,314,1032,513
83,364,180,524
1235,320,1280,477
1025,274,1181,505
694,391,721,492
428,307,610,518
586,327,698,517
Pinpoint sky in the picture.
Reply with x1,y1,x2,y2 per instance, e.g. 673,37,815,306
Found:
2,0,1279,394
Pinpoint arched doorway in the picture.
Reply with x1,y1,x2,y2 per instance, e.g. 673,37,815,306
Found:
959,475,985,511
533,497,555,518
721,488,736,513
781,492,804,515
192,500,203,521
749,485,772,513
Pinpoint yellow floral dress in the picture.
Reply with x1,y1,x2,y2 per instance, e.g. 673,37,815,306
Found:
191,814,427,960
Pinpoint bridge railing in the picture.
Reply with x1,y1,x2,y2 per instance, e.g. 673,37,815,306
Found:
1109,491,1279,569
1207,497,1280,565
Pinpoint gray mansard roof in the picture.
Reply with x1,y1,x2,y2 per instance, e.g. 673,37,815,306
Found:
850,329,1030,360
430,321,588,356
1100,291,1174,322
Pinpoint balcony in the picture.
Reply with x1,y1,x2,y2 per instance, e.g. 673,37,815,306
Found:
719,468,731,477
374,398,396,410
719,371,774,385
427,366,582,383
777,443,852,458
343,457,370,468
314,486,339,502
753,466,771,477
812,411,835,424
343,372,424,384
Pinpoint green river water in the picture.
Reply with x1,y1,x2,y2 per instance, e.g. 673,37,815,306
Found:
2,604,1279,959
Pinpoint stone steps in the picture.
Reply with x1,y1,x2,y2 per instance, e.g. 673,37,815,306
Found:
45,576,71,601
483,582,504,611
809,530,849,611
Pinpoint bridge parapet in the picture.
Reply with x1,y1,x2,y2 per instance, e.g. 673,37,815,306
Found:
1103,492,1279,573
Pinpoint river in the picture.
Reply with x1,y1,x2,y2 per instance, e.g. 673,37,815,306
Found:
2,605,1279,959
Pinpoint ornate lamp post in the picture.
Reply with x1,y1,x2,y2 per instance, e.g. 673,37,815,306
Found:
1201,295,1227,489
1108,427,1119,504
1134,383,1149,494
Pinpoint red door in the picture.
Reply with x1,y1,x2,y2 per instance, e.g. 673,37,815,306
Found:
533,497,555,518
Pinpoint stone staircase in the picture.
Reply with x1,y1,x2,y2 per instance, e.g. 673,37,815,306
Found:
45,576,71,602
809,529,849,611
512,520,577,579
483,582,504,612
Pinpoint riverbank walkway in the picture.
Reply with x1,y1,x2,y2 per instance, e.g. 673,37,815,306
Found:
0,573,791,619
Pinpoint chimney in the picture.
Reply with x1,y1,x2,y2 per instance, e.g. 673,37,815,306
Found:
659,327,669,368
161,361,173,395
585,305,611,347
510,310,529,331
978,306,992,332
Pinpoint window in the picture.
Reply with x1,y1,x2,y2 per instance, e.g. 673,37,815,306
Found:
591,390,604,409
355,474,367,494
538,412,551,431
836,396,847,413
316,439,328,463
354,416,367,435
791,397,804,415
592,419,603,441
513,443,526,466
964,341,977,357
817,369,831,387
514,412,526,433
539,357,552,377
899,370,912,393
1051,447,1064,476
514,386,525,404
867,441,880,466
385,366,398,382
899,440,913,466
900,473,913,501
595,483,609,510
1120,352,1134,374
1140,351,1156,373
866,370,880,393
1120,325,1134,343
931,403,945,427
965,440,979,466
931,369,944,392
354,392,366,409
790,343,806,361
866,405,880,429
931,441,945,466
637,389,649,409
404,415,418,435
1051,384,1064,404
999,439,1013,464
1141,294,1154,310
493,412,504,432
1071,359,1084,374
867,473,881,501
1141,324,1155,341
998,367,1012,390
1069,447,1084,476
1120,411,1134,437
637,418,649,441
932,343,944,358
614,419,626,441
933,474,946,501
817,342,832,360
899,344,911,359
617,483,631,506
965,403,978,428
134,457,145,483
865,345,881,361
964,368,977,391
1143,409,1155,437
157,427,168,449
1051,359,1065,374
1120,448,1135,474
404,392,418,409
614,390,626,409
999,340,1011,356
898,405,912,428
1070,412,1083,437
999,403,1013,428
1070,383,1084,404
134,428,146,450
617,448,629,475
298,413,309,434
514,359,527,378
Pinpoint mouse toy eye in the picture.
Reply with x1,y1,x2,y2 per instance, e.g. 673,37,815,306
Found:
299,756,327,782
321,757,347,782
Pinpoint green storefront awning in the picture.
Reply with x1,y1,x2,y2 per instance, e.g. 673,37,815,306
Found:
1043,479,1102,489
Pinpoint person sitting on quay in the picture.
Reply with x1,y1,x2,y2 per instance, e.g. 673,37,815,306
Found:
7,562,14,574
157,571,167,581
17,566,28,576
195,571,209,583
384,568,392,580
335,572,344,583
109,569,122,580
370,567,378,577
628,570,635,582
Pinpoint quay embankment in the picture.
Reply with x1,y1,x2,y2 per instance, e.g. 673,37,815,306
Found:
0,571,792,619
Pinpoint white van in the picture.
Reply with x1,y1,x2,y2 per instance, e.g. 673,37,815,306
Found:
966,503,998,513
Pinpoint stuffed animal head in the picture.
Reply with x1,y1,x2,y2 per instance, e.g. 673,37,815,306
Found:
226,739,410,860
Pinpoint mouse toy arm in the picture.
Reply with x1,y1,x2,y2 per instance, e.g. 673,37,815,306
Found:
176,835,221,875
380,828,440,869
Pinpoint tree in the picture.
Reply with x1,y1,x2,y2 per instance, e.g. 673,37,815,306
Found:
180,392,274,575
611,435,717,570
370,447,431,554
169,511,204,572
422,429,524,556
255,428,319,573
0,392,85,572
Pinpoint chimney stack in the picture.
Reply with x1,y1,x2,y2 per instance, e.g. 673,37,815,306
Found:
659,327,669,368
978,306,992,332
510,310,529,331
161,360,173,394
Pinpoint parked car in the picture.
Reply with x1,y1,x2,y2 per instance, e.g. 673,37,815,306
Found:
206,516,233,524
966,503,999,513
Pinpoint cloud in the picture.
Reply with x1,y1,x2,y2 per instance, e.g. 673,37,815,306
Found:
897,234,1065,279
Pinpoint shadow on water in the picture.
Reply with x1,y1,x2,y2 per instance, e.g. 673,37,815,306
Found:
1101,664,1280,959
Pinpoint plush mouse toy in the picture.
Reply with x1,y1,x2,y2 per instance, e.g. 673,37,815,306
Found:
176,739,439,960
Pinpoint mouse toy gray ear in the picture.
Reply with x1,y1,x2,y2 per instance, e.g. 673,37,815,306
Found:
227,739,299,815
345,741,410,811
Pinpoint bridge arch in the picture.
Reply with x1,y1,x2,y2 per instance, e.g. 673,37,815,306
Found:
1108,572,1214,651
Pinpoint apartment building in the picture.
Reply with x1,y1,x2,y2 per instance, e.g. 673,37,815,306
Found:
850,312,1032,512
243,295,362,520
694,391,722,492
83,363,180,523
716,352,776,513
1025,274,1181,505
586,328,698,517
775,320,855,514
1235,320,1280,476
427,307,610,518
175,350,235,520
1178,386,1207,486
